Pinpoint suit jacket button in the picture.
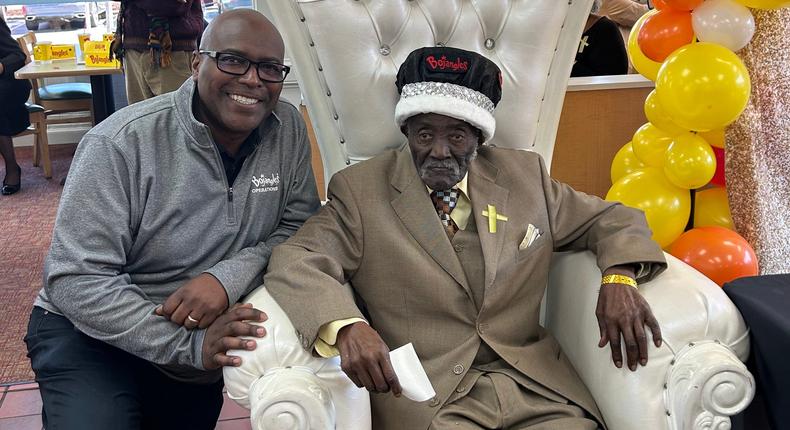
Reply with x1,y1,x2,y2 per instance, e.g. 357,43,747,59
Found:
456,386,466,393
454,244,464,252
429,397,440,407
453,364,464,375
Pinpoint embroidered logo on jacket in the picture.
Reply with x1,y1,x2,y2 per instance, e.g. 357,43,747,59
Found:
251,173,280,193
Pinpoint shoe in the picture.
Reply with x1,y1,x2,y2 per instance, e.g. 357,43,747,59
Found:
1,165,21,195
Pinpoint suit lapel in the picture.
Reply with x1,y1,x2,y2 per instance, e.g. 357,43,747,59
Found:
469,155,509,289
389,148,472,298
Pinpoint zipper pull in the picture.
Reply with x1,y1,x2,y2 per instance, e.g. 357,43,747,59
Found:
228,187,234,202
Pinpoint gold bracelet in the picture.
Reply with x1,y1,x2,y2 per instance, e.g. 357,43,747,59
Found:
601,274,638,289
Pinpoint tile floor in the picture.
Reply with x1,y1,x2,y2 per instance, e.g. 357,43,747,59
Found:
0,382,252,430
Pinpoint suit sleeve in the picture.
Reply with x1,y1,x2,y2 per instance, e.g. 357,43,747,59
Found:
537,155,666,282
263,171,366,350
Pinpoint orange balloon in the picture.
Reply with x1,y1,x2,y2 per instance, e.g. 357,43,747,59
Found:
653,0,671,9
663,0,705,11
638,10,696,62
668,226,759,287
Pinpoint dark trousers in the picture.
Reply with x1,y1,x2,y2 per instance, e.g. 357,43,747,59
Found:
24,306,224,430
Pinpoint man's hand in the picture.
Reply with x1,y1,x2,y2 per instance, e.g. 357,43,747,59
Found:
596,268,662,371
156,273,229,330
202,303,267,369
336,322,402,397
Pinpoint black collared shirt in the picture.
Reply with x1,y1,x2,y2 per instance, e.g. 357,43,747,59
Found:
214,128,260,186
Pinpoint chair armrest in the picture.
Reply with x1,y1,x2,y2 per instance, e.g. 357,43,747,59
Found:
223,286,371,430
545,251,755,430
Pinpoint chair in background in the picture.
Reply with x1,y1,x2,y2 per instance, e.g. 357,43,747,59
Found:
223,2,756,429
13,103,52,178
16,32,93,178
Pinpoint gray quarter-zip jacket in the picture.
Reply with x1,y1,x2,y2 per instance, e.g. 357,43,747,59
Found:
35,79,320,381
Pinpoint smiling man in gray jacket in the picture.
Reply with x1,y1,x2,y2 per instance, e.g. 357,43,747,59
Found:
24,10,320,429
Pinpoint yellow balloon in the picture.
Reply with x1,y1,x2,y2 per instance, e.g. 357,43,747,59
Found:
656,42,751,132
606,168,691,248
698,129,725,149
632,123,674,167
628,10,662,81
611,142,647,184
663,133,717,189
694,187,734,229
735,0,790,9
644,90,688,136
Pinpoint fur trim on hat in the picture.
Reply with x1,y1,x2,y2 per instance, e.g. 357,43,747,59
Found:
395,92,496,144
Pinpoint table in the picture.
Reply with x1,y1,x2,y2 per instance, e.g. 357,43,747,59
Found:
724,274,790,430
15,60,123,123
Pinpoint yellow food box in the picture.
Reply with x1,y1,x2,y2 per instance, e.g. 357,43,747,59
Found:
50,44,76,60
83,41,119,67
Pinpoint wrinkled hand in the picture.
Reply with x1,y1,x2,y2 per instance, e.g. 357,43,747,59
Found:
596,271,662,372
156,273,229,330
336,322,402,397
202,303,267,370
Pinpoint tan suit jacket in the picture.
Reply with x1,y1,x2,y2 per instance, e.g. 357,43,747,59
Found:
264,146,666,430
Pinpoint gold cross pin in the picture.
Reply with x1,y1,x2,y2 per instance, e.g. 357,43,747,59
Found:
482,204,508,233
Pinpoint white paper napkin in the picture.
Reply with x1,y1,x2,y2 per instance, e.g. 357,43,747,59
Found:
389,343,436,402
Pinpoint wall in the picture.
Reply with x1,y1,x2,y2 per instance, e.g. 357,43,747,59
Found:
550,75,654,198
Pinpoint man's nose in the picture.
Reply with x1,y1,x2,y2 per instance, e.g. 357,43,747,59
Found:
239,65,263,85
429,141,451,159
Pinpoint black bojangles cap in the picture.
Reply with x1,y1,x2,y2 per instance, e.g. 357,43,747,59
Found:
395,46,503,143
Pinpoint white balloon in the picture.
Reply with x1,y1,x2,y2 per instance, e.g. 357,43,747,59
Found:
692,0,756,52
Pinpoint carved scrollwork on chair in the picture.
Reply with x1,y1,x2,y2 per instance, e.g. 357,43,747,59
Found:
665,341,756,430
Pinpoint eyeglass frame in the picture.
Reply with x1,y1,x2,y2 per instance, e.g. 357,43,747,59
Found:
198,50,291,83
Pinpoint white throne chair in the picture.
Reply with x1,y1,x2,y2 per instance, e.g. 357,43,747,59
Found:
224,1,756,429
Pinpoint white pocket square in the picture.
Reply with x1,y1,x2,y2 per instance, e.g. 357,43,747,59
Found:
519,224,542,250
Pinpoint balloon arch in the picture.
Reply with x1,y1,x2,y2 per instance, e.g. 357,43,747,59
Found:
604,0,789,286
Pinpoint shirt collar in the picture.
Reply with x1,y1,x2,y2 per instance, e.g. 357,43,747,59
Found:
426,173,469,197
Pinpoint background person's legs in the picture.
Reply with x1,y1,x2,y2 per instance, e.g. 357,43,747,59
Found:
146,50,193,97
123,49,156,105
0,135,21,190
123,50,193,105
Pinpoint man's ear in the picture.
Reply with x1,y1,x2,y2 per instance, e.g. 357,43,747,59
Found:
191,50,201,80
400,124,409,137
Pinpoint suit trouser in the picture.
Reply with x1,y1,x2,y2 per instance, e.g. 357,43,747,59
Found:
430,372,598,430
24,306,223,430
123,49,193,105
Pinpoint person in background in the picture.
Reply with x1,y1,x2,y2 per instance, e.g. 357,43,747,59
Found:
111,0,203,104
0,16,32,195
571,0,630,77
25,10,319,429
600,0,650,73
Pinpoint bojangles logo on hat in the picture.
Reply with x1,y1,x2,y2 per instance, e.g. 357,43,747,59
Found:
425,55,469,73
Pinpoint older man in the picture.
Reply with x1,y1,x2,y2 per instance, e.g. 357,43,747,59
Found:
264,47,666,429
24,9,319,429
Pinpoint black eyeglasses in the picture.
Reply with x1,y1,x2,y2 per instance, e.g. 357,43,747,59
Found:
199,50,290,83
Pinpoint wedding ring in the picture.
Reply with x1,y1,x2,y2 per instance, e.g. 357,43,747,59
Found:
186,315,199,324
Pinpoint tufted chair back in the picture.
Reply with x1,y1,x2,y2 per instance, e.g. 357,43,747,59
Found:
266,0,593,185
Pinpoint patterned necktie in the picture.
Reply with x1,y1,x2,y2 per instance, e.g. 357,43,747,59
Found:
430,188,460,239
